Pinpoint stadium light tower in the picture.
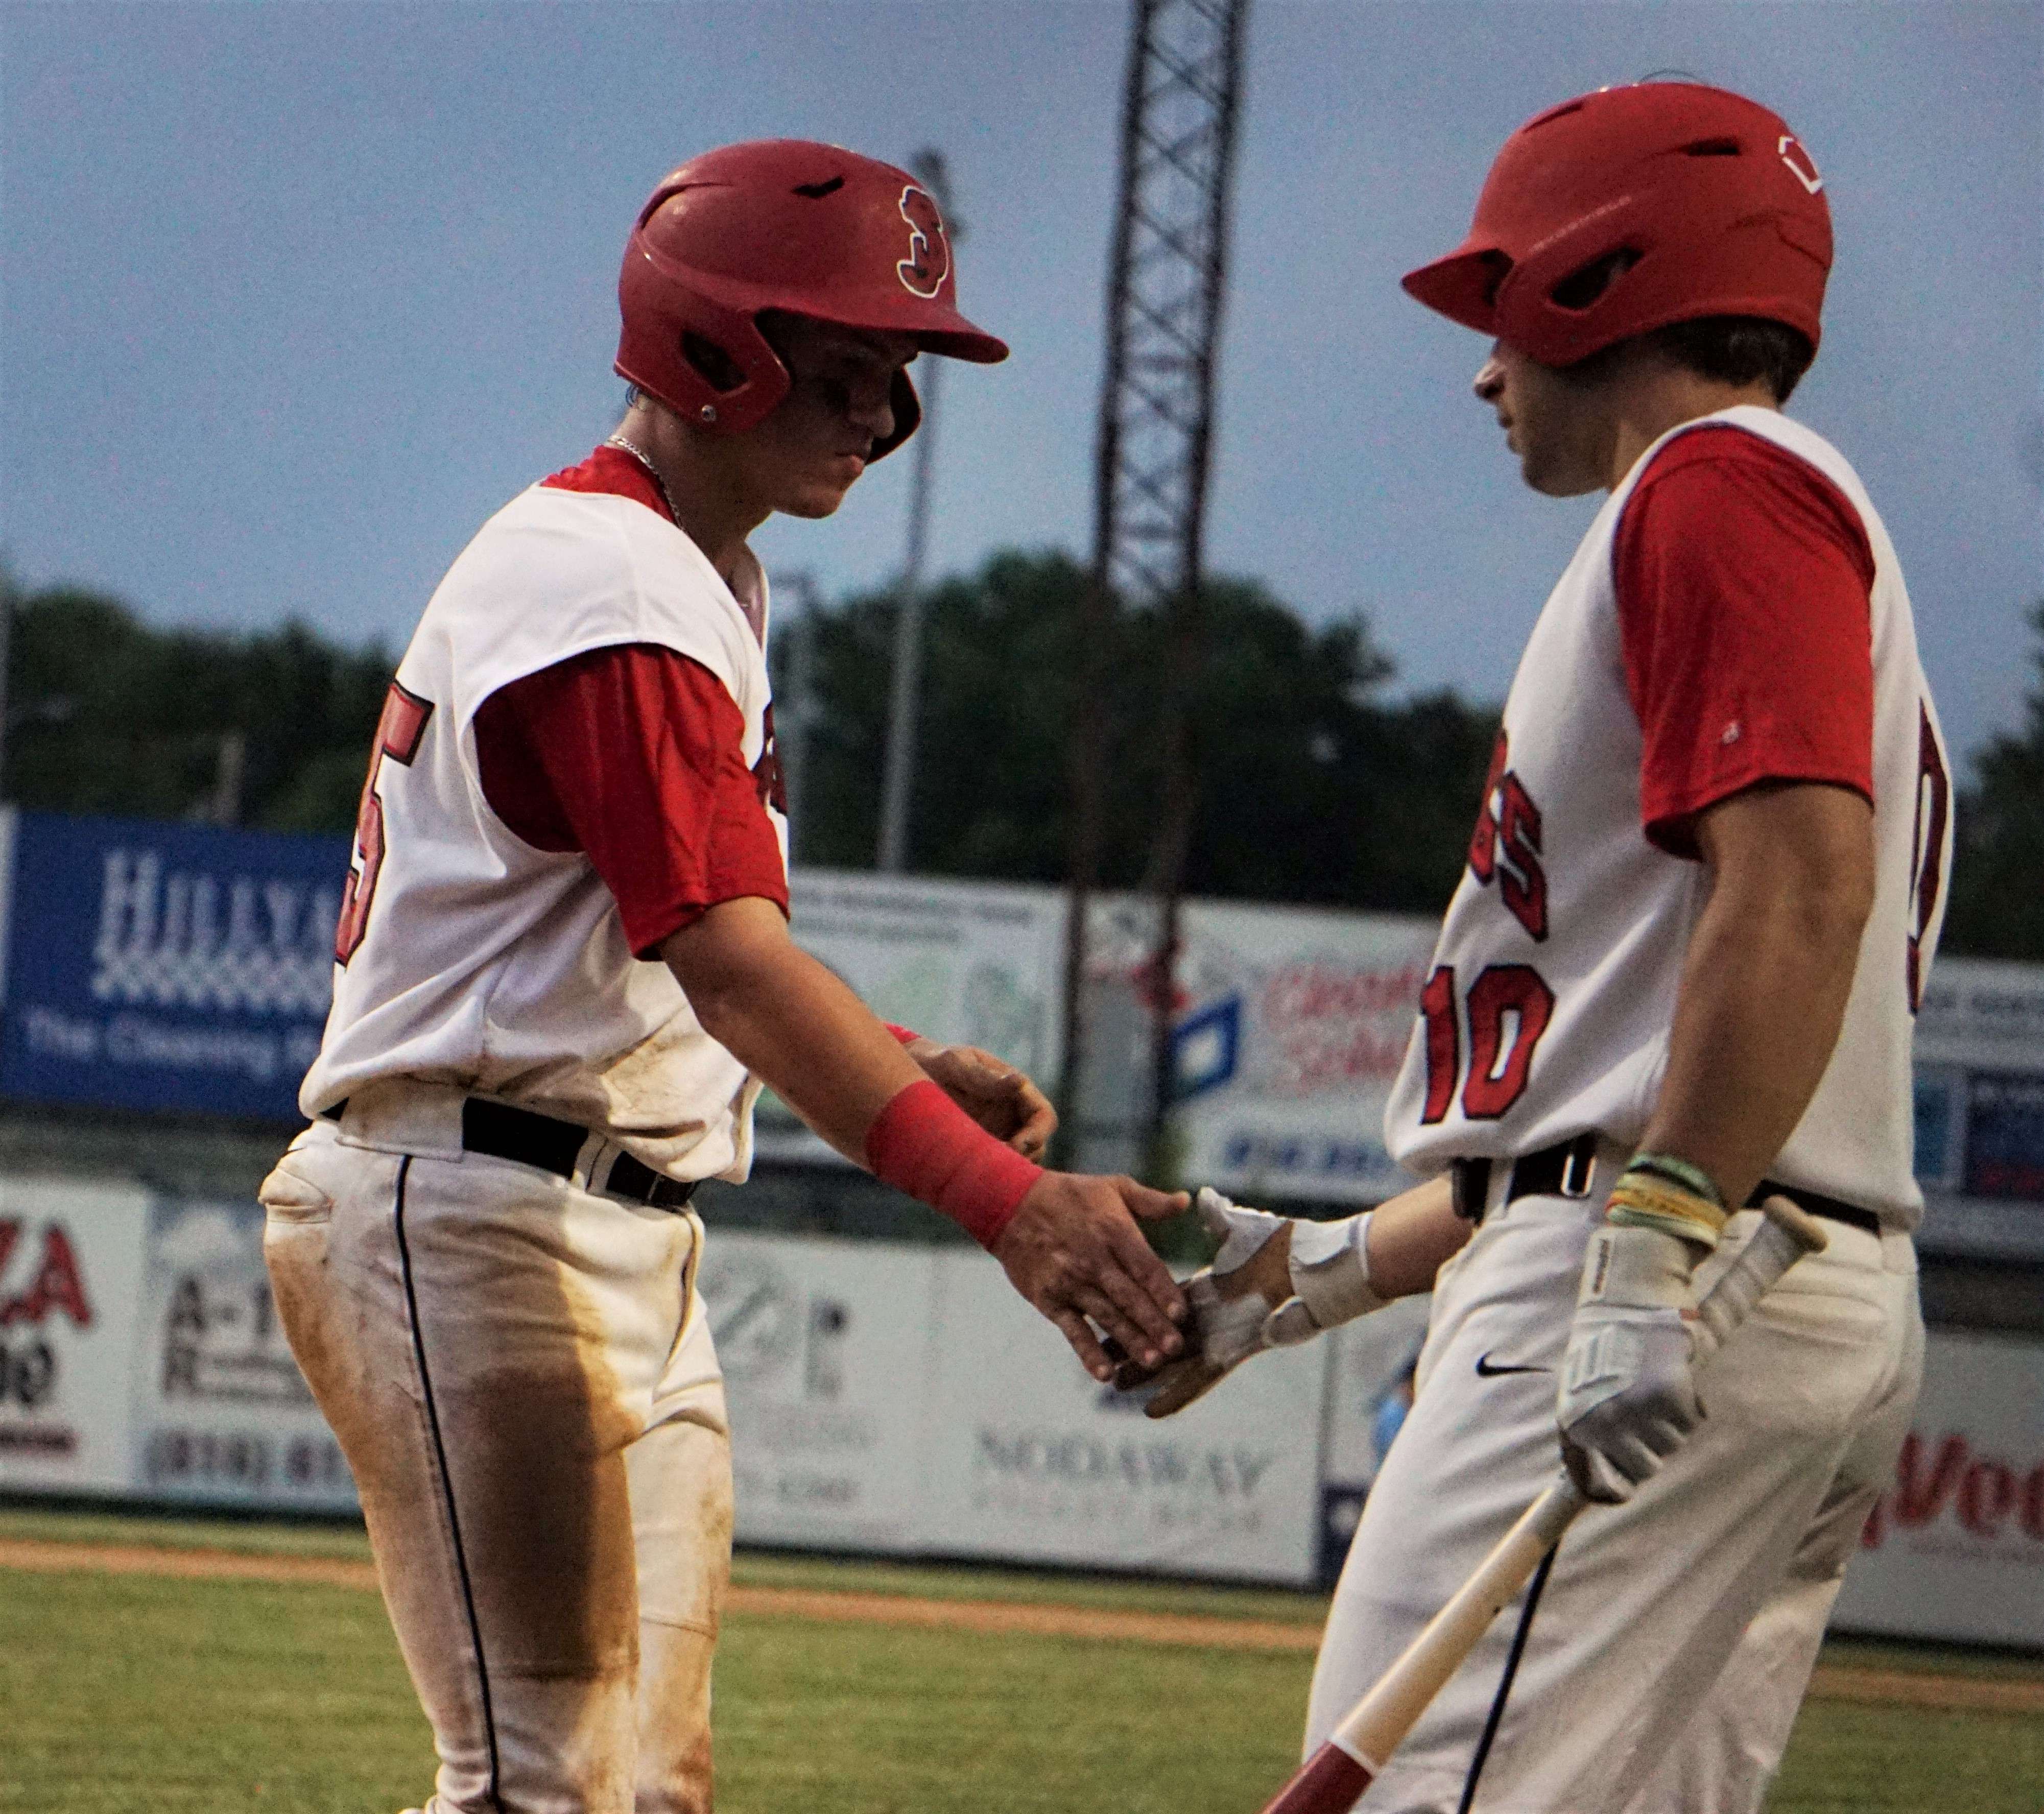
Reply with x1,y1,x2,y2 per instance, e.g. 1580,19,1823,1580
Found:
1060,0,1249,1168
768,568,823,863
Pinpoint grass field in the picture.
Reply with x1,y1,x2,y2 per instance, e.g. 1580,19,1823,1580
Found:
2,1504,2040,1813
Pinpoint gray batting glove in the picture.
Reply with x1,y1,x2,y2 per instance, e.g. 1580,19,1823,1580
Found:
1113,1187,1384,1418
1556,1222,1704,1503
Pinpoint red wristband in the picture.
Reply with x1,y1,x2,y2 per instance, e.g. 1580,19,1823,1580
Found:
864,1078,1041,1250
883,1023,923,1046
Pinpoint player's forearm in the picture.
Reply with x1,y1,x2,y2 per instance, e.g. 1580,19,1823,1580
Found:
660,898,923,1161
1363,1175,1468,1297
1639,789,1875,1208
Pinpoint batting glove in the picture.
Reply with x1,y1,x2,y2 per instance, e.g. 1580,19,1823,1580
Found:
1113,1187,1384,1418
1555,1220,1704,1503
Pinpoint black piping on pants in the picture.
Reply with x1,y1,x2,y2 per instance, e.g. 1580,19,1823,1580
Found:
393,1156,506,1813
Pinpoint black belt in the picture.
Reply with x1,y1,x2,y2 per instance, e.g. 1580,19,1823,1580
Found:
320,1097,697,1211
1453,1134,1881,1237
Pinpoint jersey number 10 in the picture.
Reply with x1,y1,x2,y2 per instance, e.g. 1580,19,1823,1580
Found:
1417,963,1555,1124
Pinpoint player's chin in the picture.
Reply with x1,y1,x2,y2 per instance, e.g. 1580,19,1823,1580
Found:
778,472,863,520
1519,449,1598,500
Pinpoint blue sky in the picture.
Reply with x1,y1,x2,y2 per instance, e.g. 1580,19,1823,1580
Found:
4,2,2038,766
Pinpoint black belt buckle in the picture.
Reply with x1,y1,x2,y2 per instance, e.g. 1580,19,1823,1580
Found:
1507,1132,1601,1206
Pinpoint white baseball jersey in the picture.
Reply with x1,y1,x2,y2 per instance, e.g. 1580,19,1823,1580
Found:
1385,407,1951,1229
301,483,787,1182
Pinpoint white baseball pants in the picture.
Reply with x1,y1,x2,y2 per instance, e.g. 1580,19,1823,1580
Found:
261,1114,730,1814
1305,1188,1922,1814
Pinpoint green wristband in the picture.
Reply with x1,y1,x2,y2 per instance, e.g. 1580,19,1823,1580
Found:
1626,1152,1725,1209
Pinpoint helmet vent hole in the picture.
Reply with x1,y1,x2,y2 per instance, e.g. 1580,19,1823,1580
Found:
1549,247,1643,312
792,176,846,199
681,332,747,393
1682,137,1743,157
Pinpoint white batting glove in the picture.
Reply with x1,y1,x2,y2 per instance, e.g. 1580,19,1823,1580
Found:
1555,1222,1704,1503
1114,1187,1385,1418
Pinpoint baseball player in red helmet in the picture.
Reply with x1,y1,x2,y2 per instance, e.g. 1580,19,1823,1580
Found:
1122,82,1948,1810
260,140,1188,1814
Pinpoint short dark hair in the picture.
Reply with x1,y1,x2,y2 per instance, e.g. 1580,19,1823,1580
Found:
1542,249,1817,403
1644,315,1816,404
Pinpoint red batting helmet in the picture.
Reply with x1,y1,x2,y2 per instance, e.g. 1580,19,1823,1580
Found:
1403,82,1833,367
615,139,1008,460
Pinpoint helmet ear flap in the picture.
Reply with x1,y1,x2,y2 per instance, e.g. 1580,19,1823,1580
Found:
867,367,922,461
615,250,793,431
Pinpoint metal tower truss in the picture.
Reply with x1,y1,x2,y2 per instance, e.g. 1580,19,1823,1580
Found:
1061,0,1247,1172
1097,0,1247,620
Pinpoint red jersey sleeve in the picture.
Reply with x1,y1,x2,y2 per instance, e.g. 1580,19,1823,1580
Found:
473,644,789,957
1613,425,1877,859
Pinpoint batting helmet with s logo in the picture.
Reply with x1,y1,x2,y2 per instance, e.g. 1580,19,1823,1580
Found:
615,140,1008,459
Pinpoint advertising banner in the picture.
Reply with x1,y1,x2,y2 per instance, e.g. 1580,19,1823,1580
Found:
1082,896,1438,1204
0,810,349,1124
1903,958,2044,1258
705,1232,936,1552
0,1176,149,1494
129,1196,358,1511
917,1250,1325,1583
756,870,1067,1164
1914,957,2044,1066
1832,1330,2044,1647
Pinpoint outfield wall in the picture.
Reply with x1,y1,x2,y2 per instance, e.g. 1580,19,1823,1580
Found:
3,1193,2039,1646
2,807,2042,1252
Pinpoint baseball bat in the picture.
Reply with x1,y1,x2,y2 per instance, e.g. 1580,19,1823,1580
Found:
1256,1195,1829,1814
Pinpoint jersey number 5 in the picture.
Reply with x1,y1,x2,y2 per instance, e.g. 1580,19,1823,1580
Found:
1418,962,1555,1123
334,682,434,965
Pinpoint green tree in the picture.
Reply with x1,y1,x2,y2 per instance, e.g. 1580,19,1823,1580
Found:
1,575,391,831
1943,600,2044,959
778,549,1498,915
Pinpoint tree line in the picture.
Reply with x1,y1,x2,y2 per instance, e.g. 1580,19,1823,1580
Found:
1,578,393,833
2,565,2038,956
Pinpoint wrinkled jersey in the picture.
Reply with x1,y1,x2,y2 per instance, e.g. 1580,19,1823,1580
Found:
1385,409,1950,1229
303,478,786,1183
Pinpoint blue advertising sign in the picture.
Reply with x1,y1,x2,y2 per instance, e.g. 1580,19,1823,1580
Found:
1964,1072,2044,1202
1170,994,1241,1103
0,811,350,1122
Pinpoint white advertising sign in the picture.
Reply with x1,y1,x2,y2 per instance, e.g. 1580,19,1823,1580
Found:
917,1251,1325,1583
1832,1329,2044,1646
1914,957,2044,1067
705,1232,936,1553
0,1176,149,1494
757,869,1066,1164
129,1196,358,1511
1086,896,1438,1204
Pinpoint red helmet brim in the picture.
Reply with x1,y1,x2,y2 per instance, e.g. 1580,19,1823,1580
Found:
1400,244,1506,338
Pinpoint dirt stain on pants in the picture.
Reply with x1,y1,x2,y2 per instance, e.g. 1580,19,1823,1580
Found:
262,1120,730,1813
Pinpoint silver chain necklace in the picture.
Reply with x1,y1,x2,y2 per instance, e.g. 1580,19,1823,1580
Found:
603,432,681,526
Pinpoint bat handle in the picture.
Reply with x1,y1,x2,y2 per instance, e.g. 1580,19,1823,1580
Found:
1689,1195,1827,1365
1253,1194,1828,1814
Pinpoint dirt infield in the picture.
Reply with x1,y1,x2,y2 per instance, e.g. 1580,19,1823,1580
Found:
4,1536,2039,1715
